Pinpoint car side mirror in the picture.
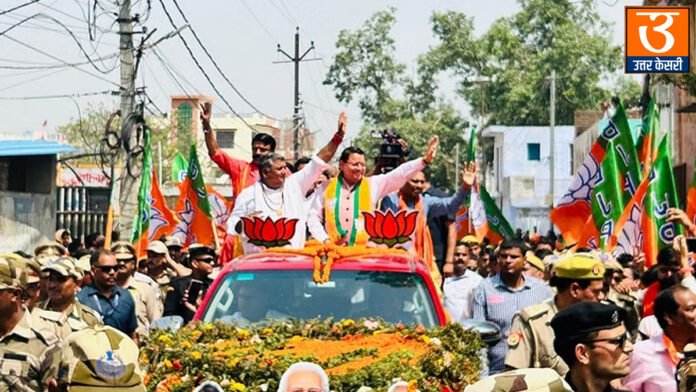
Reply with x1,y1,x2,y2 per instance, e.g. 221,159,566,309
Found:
461,319,502,346
150,315,184,332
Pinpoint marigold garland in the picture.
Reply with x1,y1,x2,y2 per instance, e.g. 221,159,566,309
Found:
266,240,408,283
141,318,483,392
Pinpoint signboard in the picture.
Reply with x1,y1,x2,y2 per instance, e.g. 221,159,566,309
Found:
625,6,690,73
59,167,111,187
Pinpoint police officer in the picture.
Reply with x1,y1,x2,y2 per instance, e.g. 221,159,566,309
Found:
463,368,573,392
112,241,162,338
0,256,62,390
51,325,146,391
34,242,67,259
505,253,605,376
551,302,633,392
33,257,102,340
600,254,640,340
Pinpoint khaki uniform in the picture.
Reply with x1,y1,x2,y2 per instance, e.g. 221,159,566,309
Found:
32,301,102,341
122,277,161,338
0,310,62,391
464,368,573,392
604,288,639,339
505,297,569,377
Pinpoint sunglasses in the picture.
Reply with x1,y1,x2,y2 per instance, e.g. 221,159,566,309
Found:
583,334,629,349
95,265,119,273
194,257,216,265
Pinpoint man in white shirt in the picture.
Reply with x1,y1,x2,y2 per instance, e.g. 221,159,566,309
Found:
443,243,483,322
228,116,346,253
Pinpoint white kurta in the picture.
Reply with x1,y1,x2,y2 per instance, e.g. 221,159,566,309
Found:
228,155,329,253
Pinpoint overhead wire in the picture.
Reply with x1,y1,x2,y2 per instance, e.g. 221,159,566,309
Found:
156,0,264,133
0,67,69,92
168,0,279,121
0,89,113,100
0,51,119,69
0,0,41,17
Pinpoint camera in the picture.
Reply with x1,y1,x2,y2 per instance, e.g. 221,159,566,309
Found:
371,129,410,173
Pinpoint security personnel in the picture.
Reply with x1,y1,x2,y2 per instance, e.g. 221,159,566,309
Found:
505,253,605,376
0,256,62,390
600,255,640,340
551,302,633,392
463,368,573,392
33,257,102,340
34,241,67,259
112,241,162,338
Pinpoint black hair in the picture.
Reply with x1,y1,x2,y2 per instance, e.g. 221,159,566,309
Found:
555,331,599,368
252,133,276,151
295,157,311,168
90,249,115,266
534,248,553,260
499,238,528,255
616,253,634,268
657,247,679,267
84,233,100,248
575,247,593,253
654,285,691,331
339,146,365,162
285,162,296,174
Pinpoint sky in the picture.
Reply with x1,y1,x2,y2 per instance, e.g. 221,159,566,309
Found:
0,0,642,146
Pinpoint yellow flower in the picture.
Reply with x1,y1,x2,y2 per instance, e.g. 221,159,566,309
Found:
202,323,214,331
341,319,355,327
230,381,247,391
181,341,192,349
289,335,303,343
227,357,241,367
237,329,250,339
262,328,273,336
157,334,173,346
191,351,202,360
420,335,431,344
190,330,202,340
163,359,173,369
407,380,418,391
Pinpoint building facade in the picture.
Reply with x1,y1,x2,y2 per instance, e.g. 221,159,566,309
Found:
482,125,575,233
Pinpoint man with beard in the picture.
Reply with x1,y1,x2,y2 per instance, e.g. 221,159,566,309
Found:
77,250,138,338
472,238,553,373
624,285,696,392
551,302,633,392
443,242,483,322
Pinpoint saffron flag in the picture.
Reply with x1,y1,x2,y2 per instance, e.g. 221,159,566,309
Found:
470,183,514,244
576,141,624,250
551,101,641,244
686,157,696,227
609,172,650,257
454,205,470,240
636,98,660,176
641,135,683,266
171,145,215,247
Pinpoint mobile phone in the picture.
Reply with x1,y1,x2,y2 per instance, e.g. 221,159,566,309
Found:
687,238,696,253
187,279,204,305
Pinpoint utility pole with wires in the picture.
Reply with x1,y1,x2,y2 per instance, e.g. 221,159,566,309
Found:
275,27,319,160
548,69,556,231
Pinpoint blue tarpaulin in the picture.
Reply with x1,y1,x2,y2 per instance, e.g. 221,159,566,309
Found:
0,140,75,157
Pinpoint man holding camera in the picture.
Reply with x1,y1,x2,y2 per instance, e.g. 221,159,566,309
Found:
163,245,216,324
307,136,440,246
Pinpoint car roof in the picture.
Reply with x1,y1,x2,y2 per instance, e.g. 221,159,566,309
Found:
220,252,429,275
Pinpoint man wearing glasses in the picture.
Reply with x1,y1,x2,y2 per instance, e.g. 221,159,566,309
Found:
112,242,162,339
472,238,553,374
164,244,216,324
76,249,138,339
551,302,633,392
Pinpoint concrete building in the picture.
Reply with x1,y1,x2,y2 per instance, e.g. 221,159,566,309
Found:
0,139,74,252
482,125,575,233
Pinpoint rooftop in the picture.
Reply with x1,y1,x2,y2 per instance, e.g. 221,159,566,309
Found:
0,139,75,157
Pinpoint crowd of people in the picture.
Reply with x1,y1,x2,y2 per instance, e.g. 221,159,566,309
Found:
2,107,696,391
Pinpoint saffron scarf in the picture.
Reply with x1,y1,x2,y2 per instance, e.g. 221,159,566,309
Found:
324,175,371,246
398,192,441,290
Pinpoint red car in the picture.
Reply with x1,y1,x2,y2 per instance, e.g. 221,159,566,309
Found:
194,252,447,327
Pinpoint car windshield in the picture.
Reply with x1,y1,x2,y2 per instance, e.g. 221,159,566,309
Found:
201,269,438,328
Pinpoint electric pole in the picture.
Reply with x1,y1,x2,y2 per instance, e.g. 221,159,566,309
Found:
276,27,316,160
116,0,135,234
549,70,556,230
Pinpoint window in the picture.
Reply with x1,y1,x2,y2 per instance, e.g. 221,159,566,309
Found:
216,129,236,148
527,143,541,161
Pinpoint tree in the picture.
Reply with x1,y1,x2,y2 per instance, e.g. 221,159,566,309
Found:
424,0,623,125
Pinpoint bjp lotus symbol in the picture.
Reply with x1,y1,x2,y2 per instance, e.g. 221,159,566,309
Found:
240,217,298,248
362,210,418,247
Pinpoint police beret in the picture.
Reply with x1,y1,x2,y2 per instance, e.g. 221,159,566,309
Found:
111,241,136,260
551,302,627,342
551,253,605,281
462,235,479,245
189,244,215,260
525,251,545,271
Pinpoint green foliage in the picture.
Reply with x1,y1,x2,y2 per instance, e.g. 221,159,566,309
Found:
424,0,623,125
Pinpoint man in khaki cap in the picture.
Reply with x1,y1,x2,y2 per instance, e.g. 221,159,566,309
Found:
50,325,146,392
523,251,546,280
0,256,62,390
34,241,68,259
33,256,102,340
112,241,162,338
145,240,190,304
505,253,606,376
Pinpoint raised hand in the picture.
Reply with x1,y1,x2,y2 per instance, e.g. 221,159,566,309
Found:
337,112,347,135
667,207,691,228
200,102,212,130
460,162,477,187
423,136,439,164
